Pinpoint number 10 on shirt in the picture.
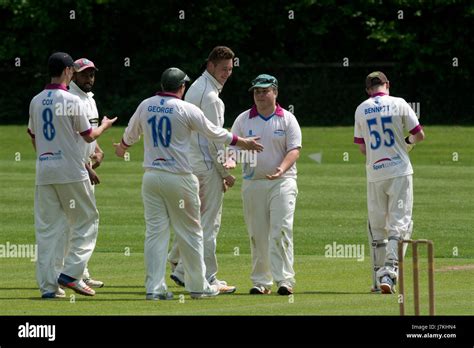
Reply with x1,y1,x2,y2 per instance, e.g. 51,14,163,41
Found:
148,115,171,147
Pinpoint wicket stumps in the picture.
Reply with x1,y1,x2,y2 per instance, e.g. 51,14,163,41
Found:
398,239,435,316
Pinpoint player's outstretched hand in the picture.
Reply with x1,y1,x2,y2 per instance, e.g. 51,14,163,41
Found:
223,158,236,170
266,167,284,180
113,142,127,158
101,116,118,130
237,136,263,152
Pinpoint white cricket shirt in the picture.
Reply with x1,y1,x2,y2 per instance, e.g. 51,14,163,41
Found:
69,81,99,163
28,84,92,185
186,71,225,173
121,92,237,174
353,93,422,182
231,104,302,180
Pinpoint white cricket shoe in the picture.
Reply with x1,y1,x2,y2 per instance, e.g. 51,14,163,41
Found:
190,284,220,299
41,287,66,299
249,285,271,295
277,282,294,296
146,292,174,301
83,278,104,288
380,276,395,294
209,279,235,294
209,278,228,286
58,274,95,296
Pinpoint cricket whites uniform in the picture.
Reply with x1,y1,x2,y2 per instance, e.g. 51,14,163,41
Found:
69,81,99,165
231,104,302,289
169,70,231,283
354,92,422,285
120,92,238,295
28,84,99,296
60,81,100,280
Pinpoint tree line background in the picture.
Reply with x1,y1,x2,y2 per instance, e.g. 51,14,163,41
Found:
0,0,473,126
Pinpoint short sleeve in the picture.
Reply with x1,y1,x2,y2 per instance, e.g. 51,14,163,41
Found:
27,100,35,138
353,109,365,144
402,100,421,134
122,102,144,146
286,114,302,151
71,98,92,134
230,114,243,138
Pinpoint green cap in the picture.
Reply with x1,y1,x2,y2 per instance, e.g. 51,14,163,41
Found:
161,67,191,91
248,74,278,91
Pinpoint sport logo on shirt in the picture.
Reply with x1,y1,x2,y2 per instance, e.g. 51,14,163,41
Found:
274,129,285,136
152,157,176,167
373,155,402,170
39,150,63,161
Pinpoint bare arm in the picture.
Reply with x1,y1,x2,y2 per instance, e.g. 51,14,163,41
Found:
235,136,263,152
406,129,425,145
358,143,366,156
91,142,104,169
82,116,117,143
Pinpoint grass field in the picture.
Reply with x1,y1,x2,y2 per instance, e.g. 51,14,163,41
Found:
0,125,473,315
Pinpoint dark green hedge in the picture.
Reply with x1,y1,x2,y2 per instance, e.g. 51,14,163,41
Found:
1,0,472,126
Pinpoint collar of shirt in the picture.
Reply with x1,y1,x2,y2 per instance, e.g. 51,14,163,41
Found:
203,70,223,93
69,81,94,98
249,103,284,119
370,92,387,98
44,83,68,92
156,92,181,99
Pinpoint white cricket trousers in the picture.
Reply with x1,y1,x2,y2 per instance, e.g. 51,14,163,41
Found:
35,180,99,295
142,169,211,294
242,177,298,288
367,175,413,268
55,184,96,279
170,167,224,282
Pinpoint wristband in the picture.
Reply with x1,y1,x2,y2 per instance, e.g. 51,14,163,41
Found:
405,136,413,145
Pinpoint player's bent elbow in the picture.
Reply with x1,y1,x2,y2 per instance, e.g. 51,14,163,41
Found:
82,134,95,143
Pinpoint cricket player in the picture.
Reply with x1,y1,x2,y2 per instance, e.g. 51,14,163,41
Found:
114,67,263,300
354,71,425,294
56,57,105,288
230,74,302,295
168,46,237,294
28,52,116,298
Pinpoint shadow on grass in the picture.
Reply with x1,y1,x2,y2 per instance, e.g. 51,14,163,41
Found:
228,291,370,296
0,287,38,290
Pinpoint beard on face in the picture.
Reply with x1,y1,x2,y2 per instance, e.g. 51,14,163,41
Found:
78,82,93,92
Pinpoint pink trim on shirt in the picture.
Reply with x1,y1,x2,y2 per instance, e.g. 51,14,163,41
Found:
370,92,387,98
230,134,238,146
409,124,422,135
249,103,284,119
121,138,131,147
27,128,35,138
354,137,365,144
45,83,69,91
156,92,181,99
80,128,92,136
